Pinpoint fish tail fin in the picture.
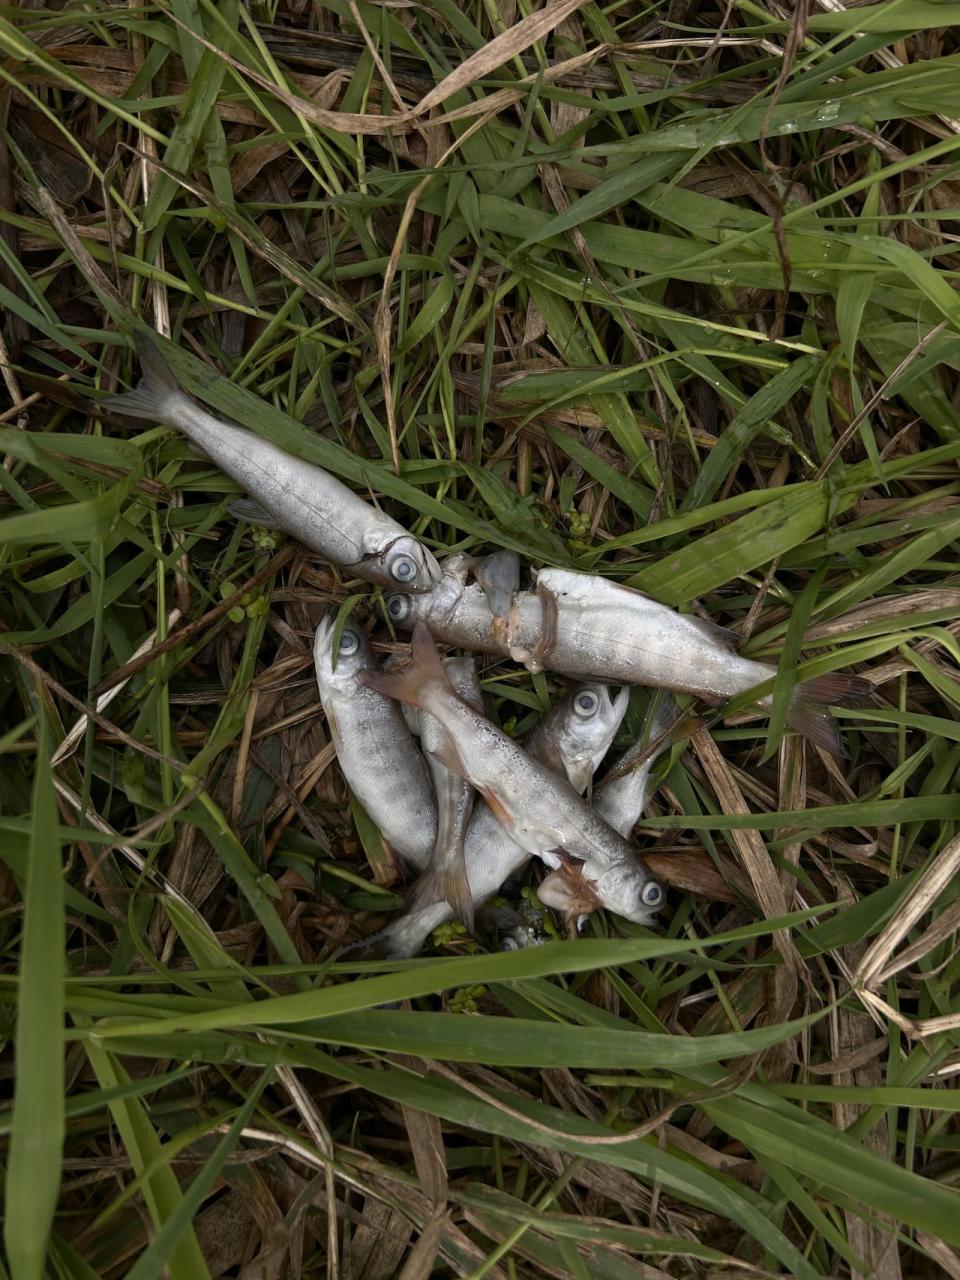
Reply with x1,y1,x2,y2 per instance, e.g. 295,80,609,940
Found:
407,857,475,931
787,673,872,757
100,331,195,423
358,622,450,711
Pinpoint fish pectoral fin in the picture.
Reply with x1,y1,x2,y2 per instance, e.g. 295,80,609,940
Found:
425,728,470,781
230,498,283,529
324,707,343,753
478,786,514,831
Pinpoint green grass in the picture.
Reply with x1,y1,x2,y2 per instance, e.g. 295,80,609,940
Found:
1,1,960,1276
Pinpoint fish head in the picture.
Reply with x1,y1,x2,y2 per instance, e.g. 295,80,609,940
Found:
365,534,442,594
313,614,375,697
384,561,465,632
584,858,665,925
554,683,630,792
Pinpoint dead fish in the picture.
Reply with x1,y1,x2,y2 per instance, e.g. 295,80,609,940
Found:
360,623,663,926
346,677,628,959
102,332,442,593
386,560,870,755
313,617,436,867
526,682,630,794
407,656,484,929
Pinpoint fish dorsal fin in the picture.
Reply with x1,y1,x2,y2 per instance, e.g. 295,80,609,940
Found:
686,613,740,652
230,498,283,529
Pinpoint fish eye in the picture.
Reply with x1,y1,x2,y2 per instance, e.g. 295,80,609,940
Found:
573,690,599,717
338,628,361,656
390,553,418,583
641,881,663,907
386,594,412,622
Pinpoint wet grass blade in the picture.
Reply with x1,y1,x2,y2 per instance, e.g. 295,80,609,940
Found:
3,725,64,1280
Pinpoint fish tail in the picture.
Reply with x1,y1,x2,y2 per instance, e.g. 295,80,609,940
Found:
339,927,412,962
358,622,450,711
100,331,196,423
407,855,475,931
787,673,872,757
340,905,442,959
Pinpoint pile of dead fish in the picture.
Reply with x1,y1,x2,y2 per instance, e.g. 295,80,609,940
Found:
103,333,870,956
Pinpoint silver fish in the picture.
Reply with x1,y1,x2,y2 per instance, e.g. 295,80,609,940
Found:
536,694,682,934
361,623,663,926
595,693,678,839
407,656,484,929
102,333,442,593
353,679,628,958
386,560,870,754
313,617,436,866
525,682,629,794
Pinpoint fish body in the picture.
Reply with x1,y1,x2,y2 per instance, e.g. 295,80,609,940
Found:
102,334,441,593
408,657,484,927
534,568,772,701
313,618,436,865
360,624,663,926
595,694,677,839
354,680,629,958
387,561,869,754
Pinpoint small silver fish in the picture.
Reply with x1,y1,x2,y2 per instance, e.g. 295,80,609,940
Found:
350,678,628,958
361,623,663,926
526,683,630,794
407,656,484,929
313,617,436,866
535,694,683,930
386,560,870,754
102,333,442,593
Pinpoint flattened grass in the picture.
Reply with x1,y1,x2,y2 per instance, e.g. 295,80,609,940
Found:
1,1,960,1277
